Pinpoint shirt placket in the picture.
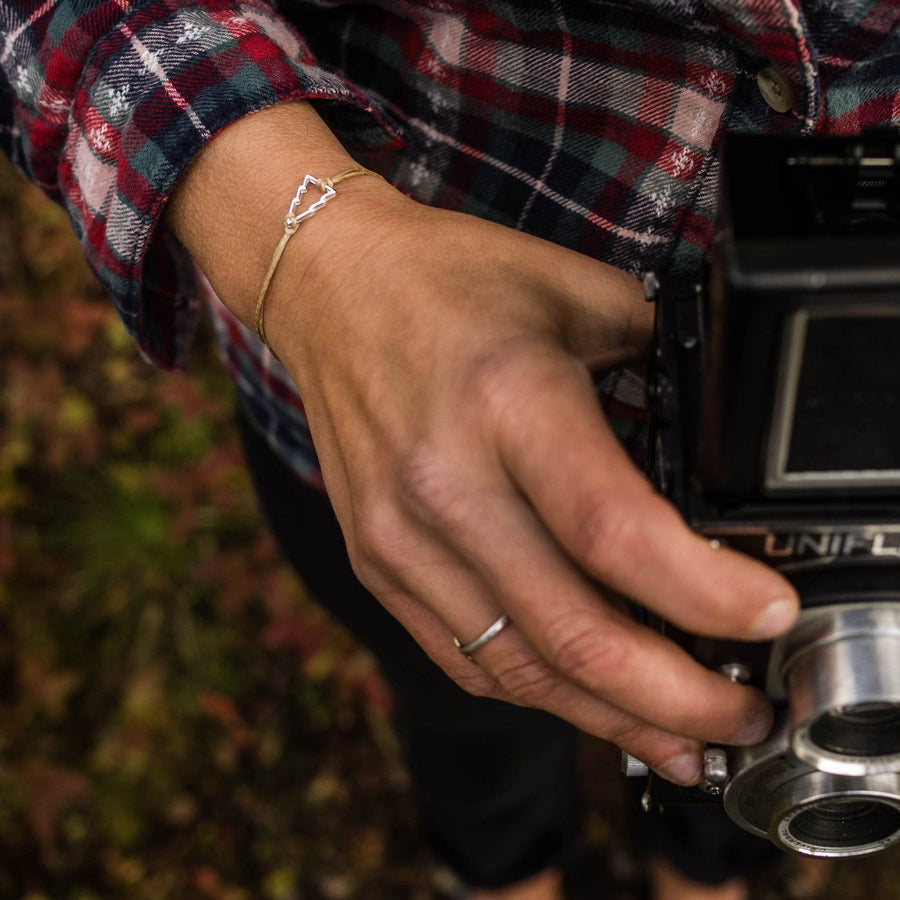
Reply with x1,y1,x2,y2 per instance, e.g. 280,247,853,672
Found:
702,0,822,131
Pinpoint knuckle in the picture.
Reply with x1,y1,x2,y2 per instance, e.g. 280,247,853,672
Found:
345,543,397,598
466,345,528,423
353,499,411,575
492,654,561,707
465,342,576,441
397,445,475,531
546,615,629,687
602,714,646,751
346,545,378,589
570,491,646,580
450,668,500,699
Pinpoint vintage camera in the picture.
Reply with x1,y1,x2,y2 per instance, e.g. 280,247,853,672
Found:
629,131,900,858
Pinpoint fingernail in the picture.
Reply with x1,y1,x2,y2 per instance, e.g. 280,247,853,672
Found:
658,752,702,786
751,598,798,639
731,708,773,745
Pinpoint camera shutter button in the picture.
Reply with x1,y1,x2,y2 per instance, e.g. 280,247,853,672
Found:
757,64,795,113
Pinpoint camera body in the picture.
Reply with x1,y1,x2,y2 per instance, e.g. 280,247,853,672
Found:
638,131,900,858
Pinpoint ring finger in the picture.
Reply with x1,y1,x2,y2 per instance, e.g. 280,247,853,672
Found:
358,523,704,783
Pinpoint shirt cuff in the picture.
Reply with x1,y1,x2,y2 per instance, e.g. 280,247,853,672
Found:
61,0,402,370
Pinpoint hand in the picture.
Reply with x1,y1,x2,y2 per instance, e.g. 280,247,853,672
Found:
166,103,800,786
264,180,800,786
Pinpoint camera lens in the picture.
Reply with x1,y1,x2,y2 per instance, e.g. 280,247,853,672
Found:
808,704,900,759
768,769,900,857
786,798,900,852
782,603,900,775
725,712,900,857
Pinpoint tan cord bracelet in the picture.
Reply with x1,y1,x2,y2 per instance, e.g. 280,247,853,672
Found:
254,165,382,355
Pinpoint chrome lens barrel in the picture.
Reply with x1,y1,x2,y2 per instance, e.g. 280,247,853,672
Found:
771,778,900,857
780,603,900,776
724,712,900,857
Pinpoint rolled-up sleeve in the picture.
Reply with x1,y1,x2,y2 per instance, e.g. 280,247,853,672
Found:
1,0,401,368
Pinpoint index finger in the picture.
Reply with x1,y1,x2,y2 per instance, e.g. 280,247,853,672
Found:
493,350,800,640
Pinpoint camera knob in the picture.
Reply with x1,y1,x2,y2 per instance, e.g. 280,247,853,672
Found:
718,662,752,684
703,747,730,785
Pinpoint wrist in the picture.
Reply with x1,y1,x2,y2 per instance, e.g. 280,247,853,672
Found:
253,165,387,354
165,101,367,326
260,173,414,370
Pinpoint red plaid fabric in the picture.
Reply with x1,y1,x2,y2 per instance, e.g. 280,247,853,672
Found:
2,0,899,484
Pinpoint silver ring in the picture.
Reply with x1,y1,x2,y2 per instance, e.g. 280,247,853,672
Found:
453,613,511,661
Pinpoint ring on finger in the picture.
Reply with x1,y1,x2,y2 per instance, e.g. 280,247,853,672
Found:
453,613,511,661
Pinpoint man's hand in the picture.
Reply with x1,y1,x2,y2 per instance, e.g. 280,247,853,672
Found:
169,102,800,787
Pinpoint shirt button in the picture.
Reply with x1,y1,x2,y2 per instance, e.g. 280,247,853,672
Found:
757,64,795,113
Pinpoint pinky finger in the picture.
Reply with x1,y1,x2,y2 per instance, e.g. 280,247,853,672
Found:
470,625,705,786
375,583,703,785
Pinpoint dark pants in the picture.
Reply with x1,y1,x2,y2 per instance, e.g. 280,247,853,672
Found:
237,410,779,889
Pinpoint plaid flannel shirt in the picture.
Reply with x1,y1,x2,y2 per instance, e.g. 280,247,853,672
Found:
2,0,899,486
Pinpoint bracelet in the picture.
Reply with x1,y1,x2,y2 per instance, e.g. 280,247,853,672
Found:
254,165,382,355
